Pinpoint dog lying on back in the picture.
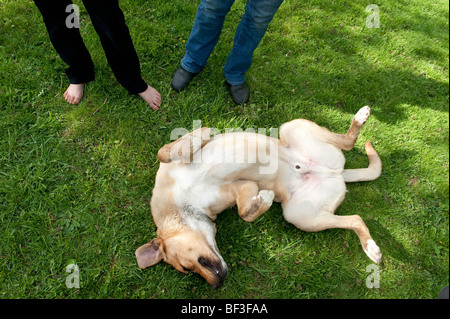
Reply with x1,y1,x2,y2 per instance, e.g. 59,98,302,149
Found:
136,106,382,288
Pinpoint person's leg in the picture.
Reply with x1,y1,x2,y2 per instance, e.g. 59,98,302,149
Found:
223,0,284,86
34,0,95,104
82,0,161,109
181,0,236,73
172,0,235,92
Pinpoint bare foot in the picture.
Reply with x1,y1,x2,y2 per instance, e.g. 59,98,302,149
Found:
138,85,161,110
63,83,84,105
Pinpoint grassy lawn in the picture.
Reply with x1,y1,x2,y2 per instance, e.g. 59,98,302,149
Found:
0,0,448,299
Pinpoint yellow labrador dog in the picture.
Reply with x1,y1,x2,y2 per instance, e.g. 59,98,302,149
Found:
135,106,382,288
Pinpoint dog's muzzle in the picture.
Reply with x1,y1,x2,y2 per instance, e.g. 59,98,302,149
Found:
198,256,228,289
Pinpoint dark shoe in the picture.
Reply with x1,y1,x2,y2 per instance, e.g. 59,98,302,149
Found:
227,82,250,105
171,67,197,92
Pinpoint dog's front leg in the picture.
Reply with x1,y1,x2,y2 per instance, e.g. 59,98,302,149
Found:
228,181,275,222
157,127,212,163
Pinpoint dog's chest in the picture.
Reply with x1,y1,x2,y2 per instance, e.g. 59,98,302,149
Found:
169,164,222,209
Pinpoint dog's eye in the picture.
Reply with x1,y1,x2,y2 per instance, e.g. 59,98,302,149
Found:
295,165,301,169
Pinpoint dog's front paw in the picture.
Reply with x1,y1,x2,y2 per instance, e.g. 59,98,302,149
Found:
242,190,275,222
258,190,275,206
354,106,371,125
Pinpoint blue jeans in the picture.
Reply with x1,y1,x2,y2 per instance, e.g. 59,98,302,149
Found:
181,0,284,85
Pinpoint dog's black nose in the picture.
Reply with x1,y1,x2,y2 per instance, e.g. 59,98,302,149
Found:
198,257,226,276
198,256,228,287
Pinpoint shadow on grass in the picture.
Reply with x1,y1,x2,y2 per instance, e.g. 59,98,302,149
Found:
244,0,448,126
370,220,412,263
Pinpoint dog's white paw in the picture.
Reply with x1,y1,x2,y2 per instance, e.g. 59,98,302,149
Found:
364,239,382,264
257,190,275,205
354,106,371,125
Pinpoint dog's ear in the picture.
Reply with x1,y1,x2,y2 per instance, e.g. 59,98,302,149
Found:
135,238,164,269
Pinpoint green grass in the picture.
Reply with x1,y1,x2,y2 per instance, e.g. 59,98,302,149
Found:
0,0,448,299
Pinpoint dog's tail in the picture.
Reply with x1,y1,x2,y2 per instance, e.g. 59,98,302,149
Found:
343,141,382,182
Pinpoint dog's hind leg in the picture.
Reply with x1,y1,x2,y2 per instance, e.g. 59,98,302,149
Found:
226,181,275,222
324,106,371,151
314,213,380,264
283,202,382,263
280,106,371,152
282,175,382,264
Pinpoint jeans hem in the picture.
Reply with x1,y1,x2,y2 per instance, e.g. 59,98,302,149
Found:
181,59,202,74
225,77,246,86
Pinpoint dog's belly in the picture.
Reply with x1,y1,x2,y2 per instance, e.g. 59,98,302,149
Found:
290,139,345,170
289,170,343,191
284,168,347,220
285,144,346,202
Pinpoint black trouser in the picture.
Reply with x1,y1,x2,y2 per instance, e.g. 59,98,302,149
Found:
34,0,147,94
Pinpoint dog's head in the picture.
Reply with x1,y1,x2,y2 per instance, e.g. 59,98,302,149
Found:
135,222,228,288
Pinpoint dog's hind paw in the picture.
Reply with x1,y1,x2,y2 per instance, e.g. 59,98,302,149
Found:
364,239,382,264
354,106,371,125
